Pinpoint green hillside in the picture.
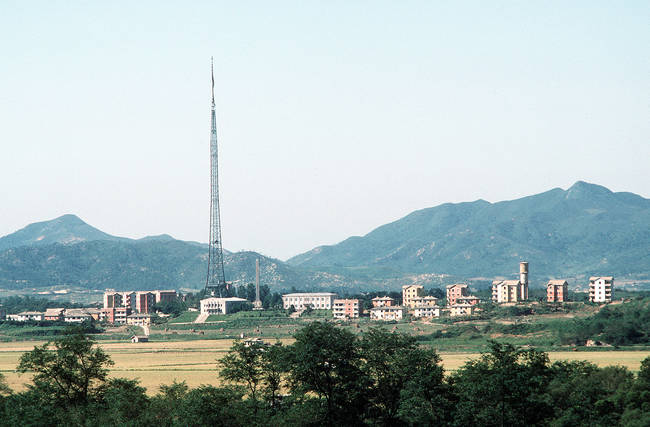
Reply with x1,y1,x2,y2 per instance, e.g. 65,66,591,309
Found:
288,181,650,279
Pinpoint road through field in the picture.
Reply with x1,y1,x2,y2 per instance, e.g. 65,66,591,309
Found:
0,340,647,394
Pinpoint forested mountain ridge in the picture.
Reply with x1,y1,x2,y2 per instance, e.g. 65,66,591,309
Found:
1,181,648,292
288,181,650,278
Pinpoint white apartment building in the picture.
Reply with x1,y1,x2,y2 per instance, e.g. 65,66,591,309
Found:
370,306,405,321
412,305,440,318
282,293,338,310
589,277,614,303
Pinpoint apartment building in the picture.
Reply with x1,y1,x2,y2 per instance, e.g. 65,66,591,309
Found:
371,296,396,307
281,293,338,310
134,292,156,314
153,290,177,304
457,296,480,306
547,280,569,302
402,285,424,308
410,296,439,307
101,307,130,324
446,284,469,306
103,289,177,314
412,305,440,318
332,299,360,319
370,306,405,321
492,262,529,303
589,277,614,303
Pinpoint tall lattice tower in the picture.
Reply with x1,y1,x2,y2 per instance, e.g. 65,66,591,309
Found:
205,58,227,296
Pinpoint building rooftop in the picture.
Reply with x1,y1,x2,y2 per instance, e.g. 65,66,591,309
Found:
589,276,613,282
492,280,521,286
547,279,568,285
201,297,249,302
282,293,337,297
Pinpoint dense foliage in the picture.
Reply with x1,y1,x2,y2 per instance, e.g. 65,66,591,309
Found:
1,323,648,426
0,295,84,313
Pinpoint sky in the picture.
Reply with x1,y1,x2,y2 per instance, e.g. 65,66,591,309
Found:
1,1,648,260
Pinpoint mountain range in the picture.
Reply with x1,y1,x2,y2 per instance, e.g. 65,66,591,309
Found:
1,181,648,292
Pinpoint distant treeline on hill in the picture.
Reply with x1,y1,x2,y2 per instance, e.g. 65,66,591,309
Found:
1,324,648,426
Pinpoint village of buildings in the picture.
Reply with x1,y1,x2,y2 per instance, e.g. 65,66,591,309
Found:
0,261,615,326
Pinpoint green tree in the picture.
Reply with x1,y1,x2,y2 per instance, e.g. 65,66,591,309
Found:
94,378,150,425
451,341,552,427
147,380,189,425
360,328,450,426
17,328,114,407
175,385,251,426
546,361,633,426
220,340,265,408
0,372,11,396
286,321,368,426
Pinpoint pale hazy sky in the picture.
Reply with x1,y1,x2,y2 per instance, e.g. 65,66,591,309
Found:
1,1,648,260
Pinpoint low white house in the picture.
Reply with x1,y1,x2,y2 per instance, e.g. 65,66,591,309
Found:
281,293,338,310
449,304,475,317
200,297,249,315
7,311,43,322
63,309,92,323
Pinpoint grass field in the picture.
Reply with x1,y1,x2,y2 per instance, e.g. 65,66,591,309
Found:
0,339,647,394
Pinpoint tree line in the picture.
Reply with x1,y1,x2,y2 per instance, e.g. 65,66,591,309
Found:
0,324,648,426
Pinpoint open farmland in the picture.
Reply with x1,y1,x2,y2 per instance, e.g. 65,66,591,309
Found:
0,339,648,394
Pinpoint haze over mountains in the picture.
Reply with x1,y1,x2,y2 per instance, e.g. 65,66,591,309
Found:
1,181,648,292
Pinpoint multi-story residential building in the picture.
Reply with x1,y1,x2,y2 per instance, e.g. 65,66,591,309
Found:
492,262,529,303
457,296,480,306
281,293,338,310
153,290,177,304
200,297,249,315
103,291,124,308
402,285,424,308
371,296,396,307
44,308,65,321
332,299,360,319
101,307,130,324
412,305,440,318
589,277,614,303
410,296,439,307
135,292,156,314
370,306,405,321
446,284,469,306
547,280,569,302
104,290,177,313
449,304,475,317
